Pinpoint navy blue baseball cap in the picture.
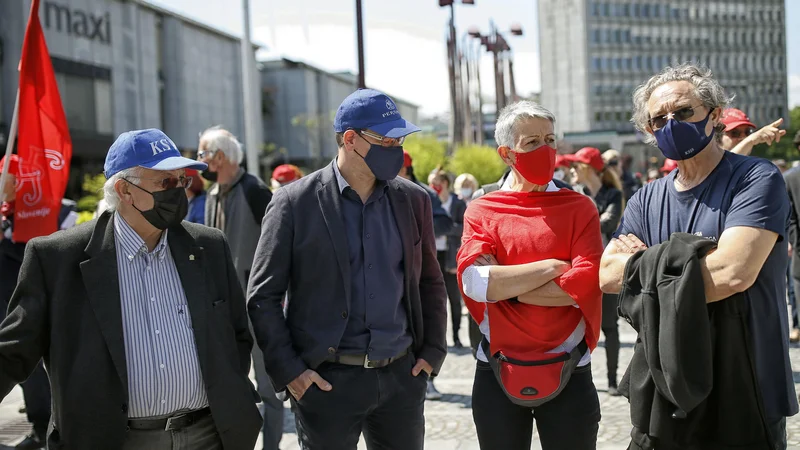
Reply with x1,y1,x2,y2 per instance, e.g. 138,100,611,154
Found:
333,89,421,138
104,128,207,179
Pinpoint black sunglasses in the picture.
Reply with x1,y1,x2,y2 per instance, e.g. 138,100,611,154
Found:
725,128,755,139
126,175,193,190
648,105,705,130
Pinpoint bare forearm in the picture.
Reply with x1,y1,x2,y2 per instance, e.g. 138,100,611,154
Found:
700,251,754,303
518,281,575,307
729,140,755,156
599,252,632,294
486,260,565,301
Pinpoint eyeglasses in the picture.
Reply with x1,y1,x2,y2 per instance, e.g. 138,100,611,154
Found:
197,149,218,160
356,129,405,147
648,105,705,130
725,128,755,139
126,176,193,190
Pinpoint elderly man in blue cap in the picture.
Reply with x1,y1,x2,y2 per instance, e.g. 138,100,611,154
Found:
0,128,262,450
248,89,448,449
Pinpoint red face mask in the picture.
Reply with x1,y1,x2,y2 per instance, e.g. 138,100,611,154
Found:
510,145,557,185
430,184,443,195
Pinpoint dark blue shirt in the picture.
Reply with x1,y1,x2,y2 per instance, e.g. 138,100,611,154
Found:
333,163,412,359
616,151,798,420
186,193,206,224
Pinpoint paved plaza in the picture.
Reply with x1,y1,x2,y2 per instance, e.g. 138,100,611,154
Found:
2,313,800,449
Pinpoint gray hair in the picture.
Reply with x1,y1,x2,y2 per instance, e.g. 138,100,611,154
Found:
102,167,143,211
199,126,243,164
631,63,733,146
494,101,556,148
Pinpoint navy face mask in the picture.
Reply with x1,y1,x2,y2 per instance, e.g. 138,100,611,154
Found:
653,111,715,160
354,135,404,181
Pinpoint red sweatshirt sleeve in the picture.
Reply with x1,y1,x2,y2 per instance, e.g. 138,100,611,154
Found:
553,203,604,349
456,205,495,324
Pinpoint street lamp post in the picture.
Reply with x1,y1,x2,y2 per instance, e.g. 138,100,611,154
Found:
440,0,474,150
356,0,366,88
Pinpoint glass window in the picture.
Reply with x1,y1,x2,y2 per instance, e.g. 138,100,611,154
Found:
591,29,601,43
94,80,113,135
615,112,623,122
592,57,601,71
633,4,640,17
54,73,97,133
643,4,650,18
603,2,610,16
614,30,621,43
634,55,642,70
595,112,602,122
623,4,630,17
592,2,601,16
604,112,612,121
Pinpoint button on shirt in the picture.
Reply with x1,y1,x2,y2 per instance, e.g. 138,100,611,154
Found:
114,213,208,418
332,162,412,359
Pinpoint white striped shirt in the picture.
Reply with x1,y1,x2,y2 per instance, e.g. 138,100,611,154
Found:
114,213,208,418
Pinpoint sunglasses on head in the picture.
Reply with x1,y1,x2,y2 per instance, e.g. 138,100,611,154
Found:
648,105,705,130
725,128,755,139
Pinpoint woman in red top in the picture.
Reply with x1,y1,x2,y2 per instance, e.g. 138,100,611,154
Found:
457,101,603,450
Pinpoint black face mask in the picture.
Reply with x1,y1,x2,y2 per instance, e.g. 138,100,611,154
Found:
126,181,188,230
200,170,218,182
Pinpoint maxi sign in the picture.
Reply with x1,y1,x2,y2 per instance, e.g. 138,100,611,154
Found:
43,1,110,45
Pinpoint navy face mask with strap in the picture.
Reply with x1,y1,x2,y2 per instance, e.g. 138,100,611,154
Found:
354,134,404,181
653,111,715,160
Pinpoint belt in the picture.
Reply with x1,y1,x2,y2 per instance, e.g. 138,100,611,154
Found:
128,407,211,431
326,348,409,369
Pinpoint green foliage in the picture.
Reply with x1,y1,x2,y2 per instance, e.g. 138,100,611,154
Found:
76,173,106,213
750,106,800,161
403,134,447,181
448,145,506,186
75,211,94,225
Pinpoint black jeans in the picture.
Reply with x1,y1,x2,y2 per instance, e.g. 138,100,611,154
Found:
437,251,463,341
601,293,620,387
21,361,51,436
292,354,426,450
472,361,600,450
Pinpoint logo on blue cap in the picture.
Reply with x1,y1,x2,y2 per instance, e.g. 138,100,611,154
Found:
104,128,207,179
334,89,420,139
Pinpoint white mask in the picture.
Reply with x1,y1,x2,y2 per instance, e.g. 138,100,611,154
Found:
460,188,474,199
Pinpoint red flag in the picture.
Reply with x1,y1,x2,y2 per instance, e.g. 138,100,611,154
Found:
13,0,72,242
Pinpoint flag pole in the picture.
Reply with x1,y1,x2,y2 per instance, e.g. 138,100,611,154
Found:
0,89,20,203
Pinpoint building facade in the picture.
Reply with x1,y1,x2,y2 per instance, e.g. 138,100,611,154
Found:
261,58,419,171
0,0,259,197
538,0,789,134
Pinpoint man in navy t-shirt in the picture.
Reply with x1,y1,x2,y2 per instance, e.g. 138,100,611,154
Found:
599,63,798,449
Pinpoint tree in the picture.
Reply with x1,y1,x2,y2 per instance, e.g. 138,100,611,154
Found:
403,134,447,181
449,144,507,185
751,106,800,161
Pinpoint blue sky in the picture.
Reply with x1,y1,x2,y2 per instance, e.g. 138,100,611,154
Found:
148,0,799,116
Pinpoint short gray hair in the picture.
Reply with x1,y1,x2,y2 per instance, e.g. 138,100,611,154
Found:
102,167,143,211
199,126,244,164
632,63,733,146
494,101,556,148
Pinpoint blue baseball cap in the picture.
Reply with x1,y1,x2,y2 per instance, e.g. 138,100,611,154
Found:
104,128,208,179
333,89,421,138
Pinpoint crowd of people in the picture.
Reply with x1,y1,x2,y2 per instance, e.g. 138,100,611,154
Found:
0,62,800,450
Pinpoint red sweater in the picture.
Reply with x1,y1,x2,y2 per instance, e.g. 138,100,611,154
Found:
457,189,603,358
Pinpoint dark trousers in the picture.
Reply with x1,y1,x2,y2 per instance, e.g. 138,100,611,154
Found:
472,361,600,450
789,269,799,330
21,361,51,436
468,317,483,359
292,354,426,450
437,251,463,341
121,414,222,450
601,293,620,387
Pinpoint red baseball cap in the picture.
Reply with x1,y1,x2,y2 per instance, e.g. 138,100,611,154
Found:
555,154,570,169
403,150,413,168
563,147,605,172
660,158,678,173
272,164,302,184
0,154,19,175
720,108,756,132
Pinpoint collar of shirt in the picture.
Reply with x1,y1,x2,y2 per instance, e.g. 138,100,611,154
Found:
219,167,245,195
332,158,389,196
500,176,559,192
114,212,169,263
441,194,453,210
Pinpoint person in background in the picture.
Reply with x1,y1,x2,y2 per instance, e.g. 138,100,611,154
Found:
554,155,570,184
0,130,261,449
564,147,624,396
453,173,479,204
784,144,800,344
0,155,77,450
430,170,468,349
398,151,453,239
196,127,280,450
660,158,678,175
184,168,206,225
271,164,303,190
720,108,786,156
602,150,640,201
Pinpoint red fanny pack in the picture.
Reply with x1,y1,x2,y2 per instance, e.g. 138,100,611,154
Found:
481,338,588,408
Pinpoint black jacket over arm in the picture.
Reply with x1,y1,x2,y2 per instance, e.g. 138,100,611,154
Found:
247,162,448,391
619,233,772,450
0,212,262,450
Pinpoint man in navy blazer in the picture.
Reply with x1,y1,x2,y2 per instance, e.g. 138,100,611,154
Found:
248,89,448,450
